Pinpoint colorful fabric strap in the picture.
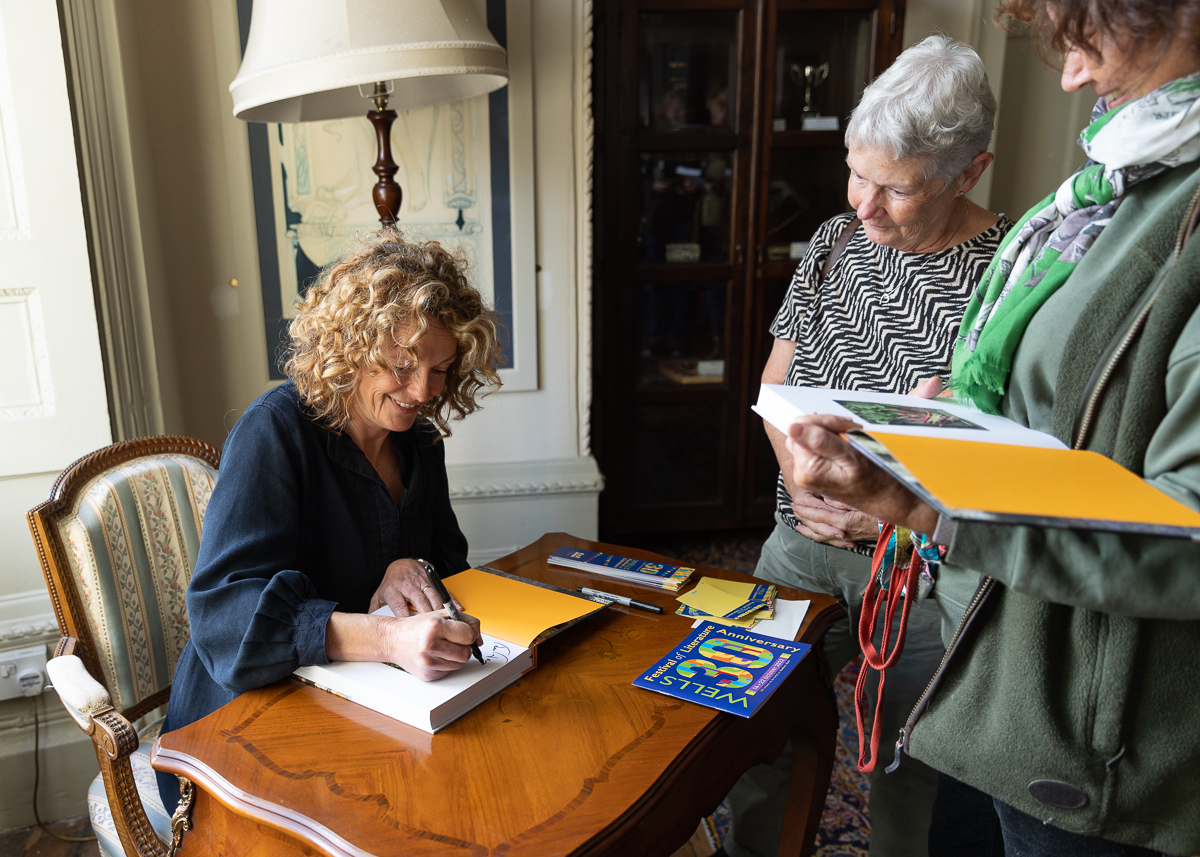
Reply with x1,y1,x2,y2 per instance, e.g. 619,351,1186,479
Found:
952,72,1200,413
876,524,942,597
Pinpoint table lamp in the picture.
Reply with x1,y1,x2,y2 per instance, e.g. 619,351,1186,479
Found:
229,0,509,226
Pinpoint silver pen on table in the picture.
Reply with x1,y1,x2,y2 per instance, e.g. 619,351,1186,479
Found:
577,586,663,614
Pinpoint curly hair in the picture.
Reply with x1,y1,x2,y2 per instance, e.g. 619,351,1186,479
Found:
996,0,1200,64
284,230,503,437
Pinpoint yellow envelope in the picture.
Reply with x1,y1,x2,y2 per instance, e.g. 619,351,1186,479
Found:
675,578,753,617
703,578,762,599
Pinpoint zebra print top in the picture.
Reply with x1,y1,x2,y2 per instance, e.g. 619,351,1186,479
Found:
770,211,1014,546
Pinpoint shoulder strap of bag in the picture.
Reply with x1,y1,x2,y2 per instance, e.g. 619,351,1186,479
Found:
820,217,862,282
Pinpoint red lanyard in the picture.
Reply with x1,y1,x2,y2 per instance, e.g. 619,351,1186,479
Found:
855,522,922,773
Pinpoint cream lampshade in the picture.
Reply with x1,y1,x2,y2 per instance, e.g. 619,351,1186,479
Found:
229,0,509,223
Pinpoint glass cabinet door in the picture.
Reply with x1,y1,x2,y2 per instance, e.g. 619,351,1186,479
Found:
594,0,905,538
638,152,733,264
772,10,873,133
757,7,876,275
640,12,739,133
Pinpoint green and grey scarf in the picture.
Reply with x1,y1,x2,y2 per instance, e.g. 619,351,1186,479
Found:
952,72,1200,414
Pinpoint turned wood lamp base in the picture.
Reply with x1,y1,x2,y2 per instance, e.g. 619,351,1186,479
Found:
366,81,402,227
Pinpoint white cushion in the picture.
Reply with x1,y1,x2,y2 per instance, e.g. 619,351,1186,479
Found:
47,655,110,729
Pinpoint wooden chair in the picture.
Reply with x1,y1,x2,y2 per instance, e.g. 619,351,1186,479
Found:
27,436,220,857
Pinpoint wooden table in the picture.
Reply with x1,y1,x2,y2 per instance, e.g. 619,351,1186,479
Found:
152,534,844,856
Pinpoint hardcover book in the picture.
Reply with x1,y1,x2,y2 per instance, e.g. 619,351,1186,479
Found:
547,546,695,591
753,383,1200,540
632,622,811,718
294,567,606,734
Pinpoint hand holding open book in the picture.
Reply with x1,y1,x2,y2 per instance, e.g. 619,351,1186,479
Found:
754,384,1200,539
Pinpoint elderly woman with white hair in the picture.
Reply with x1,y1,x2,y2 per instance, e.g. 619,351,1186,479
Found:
719,35,1012,857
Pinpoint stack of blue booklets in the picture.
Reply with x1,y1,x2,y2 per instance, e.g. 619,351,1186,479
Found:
548,546,695,591
632,622,811,717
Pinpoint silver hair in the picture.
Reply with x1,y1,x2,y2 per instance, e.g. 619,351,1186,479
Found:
845,34,996,186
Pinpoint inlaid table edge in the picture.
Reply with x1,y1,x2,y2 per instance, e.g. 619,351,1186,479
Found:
150,743,375,857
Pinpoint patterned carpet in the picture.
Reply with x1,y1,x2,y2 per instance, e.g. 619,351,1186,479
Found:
634,529,871,856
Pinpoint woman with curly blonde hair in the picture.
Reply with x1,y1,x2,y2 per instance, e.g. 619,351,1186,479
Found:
157,231,502,813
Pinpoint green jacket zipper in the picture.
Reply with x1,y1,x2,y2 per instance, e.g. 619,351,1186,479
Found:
887,574,995,771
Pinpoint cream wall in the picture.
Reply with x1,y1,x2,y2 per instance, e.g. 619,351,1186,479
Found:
903,0,1097,216
988,32,1096,217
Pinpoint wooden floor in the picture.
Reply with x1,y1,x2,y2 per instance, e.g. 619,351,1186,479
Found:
0,817,99,857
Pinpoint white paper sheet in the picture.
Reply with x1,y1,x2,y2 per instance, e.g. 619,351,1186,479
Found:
691,598,810,642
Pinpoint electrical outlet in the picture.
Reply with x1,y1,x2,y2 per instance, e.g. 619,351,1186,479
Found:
0,645,48,700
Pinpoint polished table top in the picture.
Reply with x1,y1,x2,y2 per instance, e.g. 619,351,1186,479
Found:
153,534,844,857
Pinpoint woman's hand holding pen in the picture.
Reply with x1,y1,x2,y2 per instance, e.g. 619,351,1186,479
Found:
383,610,483,682
326,609,483,683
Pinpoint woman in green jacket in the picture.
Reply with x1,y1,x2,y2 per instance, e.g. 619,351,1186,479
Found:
782,0,1200,854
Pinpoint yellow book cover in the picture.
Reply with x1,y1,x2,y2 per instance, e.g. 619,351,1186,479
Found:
856,432,1200,538
754,383,1200,539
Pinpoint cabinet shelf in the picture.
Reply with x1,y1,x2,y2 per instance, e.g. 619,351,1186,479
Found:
768,129,845,148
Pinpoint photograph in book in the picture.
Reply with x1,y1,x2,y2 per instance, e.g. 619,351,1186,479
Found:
834,400,986,430
752,383,1067,448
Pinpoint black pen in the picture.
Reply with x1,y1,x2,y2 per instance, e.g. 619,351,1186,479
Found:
417,559,486,665
578,586,663,614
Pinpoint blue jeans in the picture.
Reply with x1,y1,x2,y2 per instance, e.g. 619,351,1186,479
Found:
993,800,1171,857
928,773,1004,857
929,773,1172,857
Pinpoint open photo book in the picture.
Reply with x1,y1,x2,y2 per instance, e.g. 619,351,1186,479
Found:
294,567,607,733
753,384,1200,540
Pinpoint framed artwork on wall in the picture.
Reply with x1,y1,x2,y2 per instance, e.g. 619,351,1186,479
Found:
235,0,538,391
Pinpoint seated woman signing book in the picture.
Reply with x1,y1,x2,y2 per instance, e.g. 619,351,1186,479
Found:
156,231,502,812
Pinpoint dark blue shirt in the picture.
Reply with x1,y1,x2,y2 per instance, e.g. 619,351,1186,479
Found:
158,381,468,808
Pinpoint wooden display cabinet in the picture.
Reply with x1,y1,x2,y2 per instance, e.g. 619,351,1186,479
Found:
593,0,906,538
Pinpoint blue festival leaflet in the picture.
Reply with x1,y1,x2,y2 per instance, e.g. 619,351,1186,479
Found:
631,621,810,718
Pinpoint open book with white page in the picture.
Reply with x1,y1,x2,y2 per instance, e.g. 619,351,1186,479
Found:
294,567,606,733
753,384,1200,540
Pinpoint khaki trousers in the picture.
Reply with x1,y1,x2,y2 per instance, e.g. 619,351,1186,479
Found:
723,516,944,857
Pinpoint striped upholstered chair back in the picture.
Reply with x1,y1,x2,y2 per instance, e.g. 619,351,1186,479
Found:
29,436,220,721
